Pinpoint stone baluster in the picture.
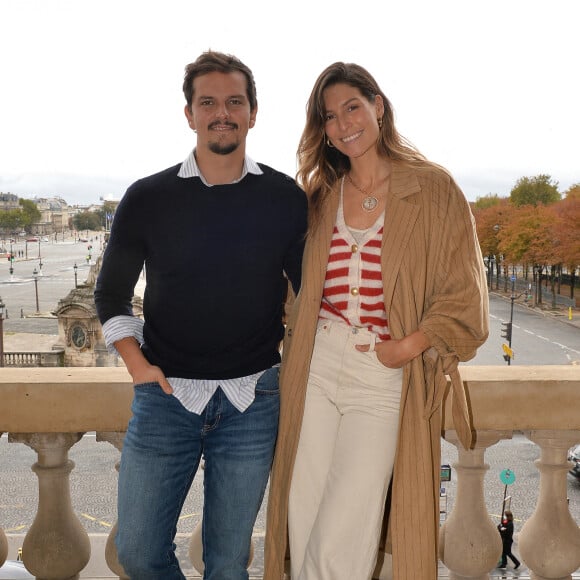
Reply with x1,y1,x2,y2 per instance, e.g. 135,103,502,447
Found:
0,527,6,570
0,431,7,569
518,430,580,580
96,431,128,579
439,430,511,579
10,432,90,579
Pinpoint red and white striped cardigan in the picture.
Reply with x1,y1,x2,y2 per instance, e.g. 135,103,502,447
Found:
319,198,390,341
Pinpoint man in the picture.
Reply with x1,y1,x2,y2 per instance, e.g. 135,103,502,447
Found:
94,51,307,580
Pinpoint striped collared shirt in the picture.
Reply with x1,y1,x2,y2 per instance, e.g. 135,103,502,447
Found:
102,151,271,415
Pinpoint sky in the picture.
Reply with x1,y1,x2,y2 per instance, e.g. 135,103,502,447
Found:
1,0,578,206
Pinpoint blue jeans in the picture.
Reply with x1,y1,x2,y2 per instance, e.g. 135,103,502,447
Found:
115,367,280,580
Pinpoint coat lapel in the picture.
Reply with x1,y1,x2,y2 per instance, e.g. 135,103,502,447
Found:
381,164,421,321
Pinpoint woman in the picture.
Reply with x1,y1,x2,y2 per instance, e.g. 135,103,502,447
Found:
264,62,489,580
498,510,521,569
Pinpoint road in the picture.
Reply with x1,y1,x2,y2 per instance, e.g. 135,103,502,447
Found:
467,294,580,366
0,234,103,330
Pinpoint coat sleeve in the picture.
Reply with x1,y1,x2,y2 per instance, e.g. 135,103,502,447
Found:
419,175,489,362
416,173,489,449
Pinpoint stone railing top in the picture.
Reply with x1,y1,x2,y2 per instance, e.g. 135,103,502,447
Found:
1,365,579,435
442,364,580,432
0,367,132,433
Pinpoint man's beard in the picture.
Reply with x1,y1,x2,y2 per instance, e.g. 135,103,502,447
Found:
207,121,239,155
208,141,239,155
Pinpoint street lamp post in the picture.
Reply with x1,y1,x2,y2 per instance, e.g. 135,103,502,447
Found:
74,263,78,288
0,296,5,367
38,256,43,276
33,268,40,313
484,255,495,289
9,241,14,281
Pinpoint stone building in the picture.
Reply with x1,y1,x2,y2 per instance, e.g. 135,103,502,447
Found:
54,254,143,367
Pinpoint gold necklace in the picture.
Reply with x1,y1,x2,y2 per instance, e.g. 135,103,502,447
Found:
346,173,388,213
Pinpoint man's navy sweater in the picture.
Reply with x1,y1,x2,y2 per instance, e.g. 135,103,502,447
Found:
94,162,308,380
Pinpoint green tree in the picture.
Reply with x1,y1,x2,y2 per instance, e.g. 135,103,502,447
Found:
510,174,560,207
0,209,25,233
19,198,42,231
474,193,503,210
73,211,102,231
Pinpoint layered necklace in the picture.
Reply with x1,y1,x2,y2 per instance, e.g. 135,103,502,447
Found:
346,173,390,213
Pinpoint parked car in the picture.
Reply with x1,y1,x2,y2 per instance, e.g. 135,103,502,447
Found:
0,560,34,579
568,444,580,480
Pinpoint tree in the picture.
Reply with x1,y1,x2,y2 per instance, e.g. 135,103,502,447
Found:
19,199,41,231
0,208,24,233
94,201,117,229
510,174,561,207
564,183,580,200
498,205,561,305
552,194,580,299
474,193,503,211
72,211,101,232
473,199,511,288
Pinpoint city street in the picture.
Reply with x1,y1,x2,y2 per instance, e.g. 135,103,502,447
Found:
0,234,103,326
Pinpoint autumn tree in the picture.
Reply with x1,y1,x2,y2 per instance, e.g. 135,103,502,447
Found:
552,193,580,299
564,183,580,200
498,205,562,305
473,198,511,288
510,174,560,207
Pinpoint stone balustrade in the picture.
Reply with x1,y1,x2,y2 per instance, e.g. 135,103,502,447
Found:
2,349,65,367
1,366,580,580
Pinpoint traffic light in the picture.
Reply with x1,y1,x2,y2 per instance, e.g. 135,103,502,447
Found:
500,321,512,342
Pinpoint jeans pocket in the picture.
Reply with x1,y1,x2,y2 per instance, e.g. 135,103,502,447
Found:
254,366,280,395
133,381,161,390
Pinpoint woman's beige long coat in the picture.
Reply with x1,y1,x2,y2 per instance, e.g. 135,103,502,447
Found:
264,161,489,580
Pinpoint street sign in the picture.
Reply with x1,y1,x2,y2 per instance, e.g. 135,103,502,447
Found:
500,468,516,485
511,275,516,282
502,343,514,359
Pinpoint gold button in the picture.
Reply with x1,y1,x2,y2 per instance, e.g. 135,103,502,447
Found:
351,244,358,253
351,287,359,296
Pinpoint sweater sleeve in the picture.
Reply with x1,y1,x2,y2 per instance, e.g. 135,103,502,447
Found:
94,183,147,324
283,186,308,295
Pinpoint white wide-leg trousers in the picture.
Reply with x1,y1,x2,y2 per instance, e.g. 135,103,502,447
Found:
288,320,403,580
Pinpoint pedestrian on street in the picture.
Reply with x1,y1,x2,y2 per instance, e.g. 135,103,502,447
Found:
94,50,308,580
264,61,489,580
498,510,521,569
